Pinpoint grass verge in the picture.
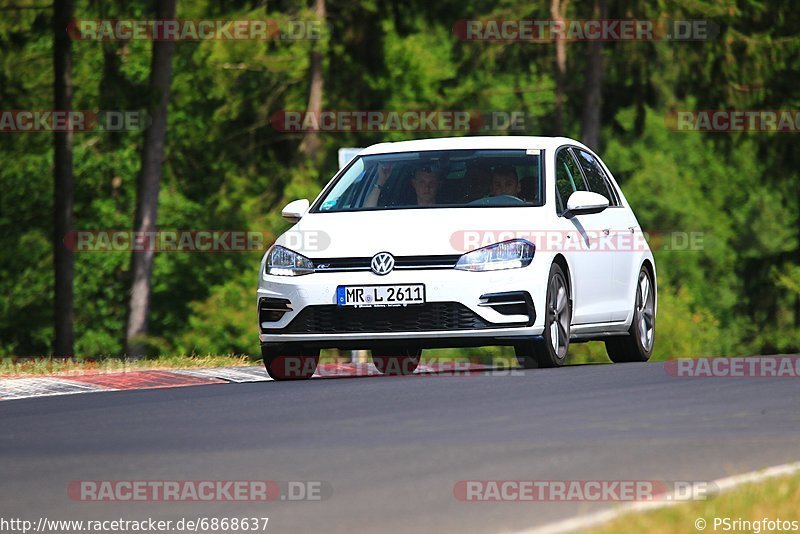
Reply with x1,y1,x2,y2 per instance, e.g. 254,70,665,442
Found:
0,342,622,379
587,471,800,534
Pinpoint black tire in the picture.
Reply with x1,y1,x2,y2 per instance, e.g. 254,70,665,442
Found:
262,344,319,380
605,266,656,363
371,347,421,375
515,263,571,368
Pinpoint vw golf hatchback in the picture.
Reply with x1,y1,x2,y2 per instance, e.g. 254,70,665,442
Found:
257,136,656,379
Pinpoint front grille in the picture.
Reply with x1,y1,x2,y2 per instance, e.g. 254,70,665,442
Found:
394,255,461,268
311,254,460,272
264,302,519,334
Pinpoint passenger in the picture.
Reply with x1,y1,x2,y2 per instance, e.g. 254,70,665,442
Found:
490,164,522,198
410,166,440,206
364,163,441,207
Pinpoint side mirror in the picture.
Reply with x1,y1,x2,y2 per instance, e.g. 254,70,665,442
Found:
563,191,609,218
281,199,310,223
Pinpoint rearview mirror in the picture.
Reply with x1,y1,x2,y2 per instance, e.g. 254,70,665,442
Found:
281,199,310,223
563,191,609,218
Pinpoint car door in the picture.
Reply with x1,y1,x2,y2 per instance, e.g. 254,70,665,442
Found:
554,147,615,325
573,148,637,321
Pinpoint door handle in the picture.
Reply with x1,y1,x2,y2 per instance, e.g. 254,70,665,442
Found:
628,226,636,233
602,228,610,236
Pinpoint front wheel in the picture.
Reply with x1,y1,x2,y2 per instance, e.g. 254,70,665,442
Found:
371,347,421,375
262,345,319,380
515,263,571,369
605,266,655,363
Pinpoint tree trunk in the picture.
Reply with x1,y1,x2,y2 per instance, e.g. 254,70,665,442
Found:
297,0,326,163
53,0,74,357
581,0,606,151
125,0,177,358
550,0,569,136
793,149,800,329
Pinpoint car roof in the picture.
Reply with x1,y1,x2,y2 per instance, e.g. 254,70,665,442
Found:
358,136,590,156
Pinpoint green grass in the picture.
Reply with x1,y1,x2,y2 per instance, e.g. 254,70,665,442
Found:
587,472,800,534
0,354,254,378
0,342,615,379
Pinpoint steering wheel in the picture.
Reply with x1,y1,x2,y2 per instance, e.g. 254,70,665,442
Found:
467,195,526,206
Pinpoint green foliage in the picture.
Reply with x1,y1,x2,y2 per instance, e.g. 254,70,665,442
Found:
649,286,724,359
176,270,259,356
1,0,798,358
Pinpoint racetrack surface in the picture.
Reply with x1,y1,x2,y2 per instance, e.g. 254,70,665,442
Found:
1,361,799,533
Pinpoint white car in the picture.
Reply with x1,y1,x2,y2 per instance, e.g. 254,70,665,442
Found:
257,136,656,380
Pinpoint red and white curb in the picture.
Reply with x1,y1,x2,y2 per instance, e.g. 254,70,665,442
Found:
0,370,227,401
0,362,492,401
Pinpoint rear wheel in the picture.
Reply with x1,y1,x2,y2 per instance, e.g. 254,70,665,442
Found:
262,345,319,380
515,263,571,369
371,347,421,375
605,266,655,363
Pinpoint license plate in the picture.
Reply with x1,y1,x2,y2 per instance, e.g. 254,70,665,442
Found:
336,284,426,307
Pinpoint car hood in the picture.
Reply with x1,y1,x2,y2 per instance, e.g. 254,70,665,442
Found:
277,208,544,258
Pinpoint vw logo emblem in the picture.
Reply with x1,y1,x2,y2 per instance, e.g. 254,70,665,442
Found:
370,252,395,275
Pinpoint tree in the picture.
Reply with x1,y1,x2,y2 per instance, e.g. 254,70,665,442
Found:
580,0,605,151
297,0,327,164
550,0,568,135
125,0,177,358
53,0,74,357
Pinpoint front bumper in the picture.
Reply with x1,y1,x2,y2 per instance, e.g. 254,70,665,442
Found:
257,264,548,347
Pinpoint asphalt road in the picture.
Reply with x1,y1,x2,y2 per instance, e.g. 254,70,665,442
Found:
1,361,799,534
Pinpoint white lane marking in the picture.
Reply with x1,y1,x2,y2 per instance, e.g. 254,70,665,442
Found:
516,461,800,534
0,377,109,400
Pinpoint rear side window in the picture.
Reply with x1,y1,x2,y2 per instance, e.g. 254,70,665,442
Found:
574,149,619,206
555,148,586,211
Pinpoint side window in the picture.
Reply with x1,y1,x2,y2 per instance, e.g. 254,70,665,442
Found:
555,148,586,210
575,150,619,205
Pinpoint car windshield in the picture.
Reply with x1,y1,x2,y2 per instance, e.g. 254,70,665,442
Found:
313,149,543,212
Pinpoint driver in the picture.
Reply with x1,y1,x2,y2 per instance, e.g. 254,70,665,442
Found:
490,165,521,197
410,166,440,206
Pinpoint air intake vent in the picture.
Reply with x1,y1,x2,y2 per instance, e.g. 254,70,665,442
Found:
259,297,292,327
478,291,535,324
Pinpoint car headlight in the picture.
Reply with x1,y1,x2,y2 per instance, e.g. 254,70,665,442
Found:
265,245,315,276
454,239,535,271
